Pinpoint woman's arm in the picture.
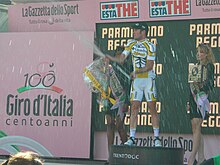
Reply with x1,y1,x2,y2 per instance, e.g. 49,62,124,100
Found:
201,63,215,92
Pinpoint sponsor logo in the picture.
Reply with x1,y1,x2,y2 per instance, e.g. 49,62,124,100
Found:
22,4,79,17
21,4,79,25
113,153,140,160
100,1,139,20
115,135,193,152
149,0,191,17
196,0,220,6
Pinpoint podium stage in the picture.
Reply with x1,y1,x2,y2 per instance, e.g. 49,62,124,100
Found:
109,145,184,165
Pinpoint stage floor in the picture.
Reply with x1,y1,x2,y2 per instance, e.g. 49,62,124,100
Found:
0,158,106,165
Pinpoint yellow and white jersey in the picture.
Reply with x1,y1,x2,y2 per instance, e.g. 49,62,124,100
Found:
123,39,156,78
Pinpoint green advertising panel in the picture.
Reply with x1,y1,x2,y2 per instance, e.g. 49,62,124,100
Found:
93,18,220,134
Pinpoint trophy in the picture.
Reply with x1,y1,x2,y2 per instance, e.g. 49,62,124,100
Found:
188,63,207,83
83,57,125,109
83,57,108,94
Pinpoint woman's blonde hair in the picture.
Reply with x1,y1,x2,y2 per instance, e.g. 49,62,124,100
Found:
197,43,216,64
1,151,44,165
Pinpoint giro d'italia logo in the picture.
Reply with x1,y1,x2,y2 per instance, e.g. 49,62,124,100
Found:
17,62,63,93
149,0,191,17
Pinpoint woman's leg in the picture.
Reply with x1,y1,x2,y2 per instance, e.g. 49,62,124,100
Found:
188,118,203,165
198,135,205,164
106,114,115,163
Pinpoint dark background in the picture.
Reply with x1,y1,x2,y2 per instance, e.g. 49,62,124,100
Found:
93,18,220,134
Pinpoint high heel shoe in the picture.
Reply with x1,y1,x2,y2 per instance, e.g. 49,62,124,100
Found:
193,159,197,165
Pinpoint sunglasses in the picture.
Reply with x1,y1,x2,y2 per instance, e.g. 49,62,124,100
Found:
198,43,210,47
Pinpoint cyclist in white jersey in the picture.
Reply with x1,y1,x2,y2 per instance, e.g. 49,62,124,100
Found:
106,22,161,147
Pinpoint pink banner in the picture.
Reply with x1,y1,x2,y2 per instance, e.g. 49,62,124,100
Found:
0,31,93,158
8,1,96,32
97,0,220,22
8,0,220,32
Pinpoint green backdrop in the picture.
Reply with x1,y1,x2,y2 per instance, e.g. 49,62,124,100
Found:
93,18,220,134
